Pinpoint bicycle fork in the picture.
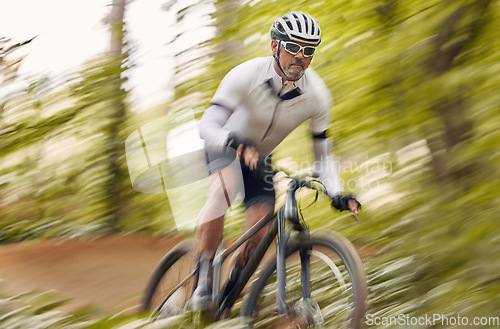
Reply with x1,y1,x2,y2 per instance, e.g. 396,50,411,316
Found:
276,209,313,317
276,208,288,315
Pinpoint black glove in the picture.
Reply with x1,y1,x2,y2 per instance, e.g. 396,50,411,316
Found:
225,132,254,152
331,194,361,211
253,156,275,179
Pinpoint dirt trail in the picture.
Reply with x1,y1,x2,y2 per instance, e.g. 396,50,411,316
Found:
0,233,376,319
0,234,184,315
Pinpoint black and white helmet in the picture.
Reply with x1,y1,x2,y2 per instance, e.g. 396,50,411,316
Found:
271,12,322,46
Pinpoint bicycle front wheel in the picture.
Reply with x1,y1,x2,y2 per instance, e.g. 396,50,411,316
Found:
241,233,367,329
141,239,196,321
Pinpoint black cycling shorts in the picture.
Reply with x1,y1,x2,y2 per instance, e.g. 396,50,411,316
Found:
205,147,275,210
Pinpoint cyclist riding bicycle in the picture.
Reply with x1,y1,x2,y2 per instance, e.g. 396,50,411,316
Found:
193,11,361,312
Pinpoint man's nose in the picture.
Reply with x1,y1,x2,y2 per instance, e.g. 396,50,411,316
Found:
294,50,305,60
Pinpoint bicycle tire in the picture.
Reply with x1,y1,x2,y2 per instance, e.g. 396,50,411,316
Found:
140,239,196,320
241,233,367,329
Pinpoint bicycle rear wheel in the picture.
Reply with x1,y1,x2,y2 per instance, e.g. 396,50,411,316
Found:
141,239,196,321
241,233,367,329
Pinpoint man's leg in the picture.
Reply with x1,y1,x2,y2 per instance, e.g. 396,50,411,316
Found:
192,165,242,311
230,158,275,269
195,165,242,256
231,202,274,269
218,202,273,306
195,215,224,257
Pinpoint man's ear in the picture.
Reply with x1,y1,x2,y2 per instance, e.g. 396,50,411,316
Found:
271,40,278,56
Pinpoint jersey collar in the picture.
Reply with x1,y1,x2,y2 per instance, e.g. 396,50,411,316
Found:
269,56,306,96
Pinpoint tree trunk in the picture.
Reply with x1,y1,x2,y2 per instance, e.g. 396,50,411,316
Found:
108,0,127,56
426,1,492,182
104,0,128,231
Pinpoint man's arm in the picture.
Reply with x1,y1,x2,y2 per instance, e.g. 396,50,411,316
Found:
199,60,258,148
199,104,260,170
312,133,360,216
198,104,232,148
312,133,342,197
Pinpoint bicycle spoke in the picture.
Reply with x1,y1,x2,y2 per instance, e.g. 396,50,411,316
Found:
142,240,197,322
309,249,348,291
155,269,196,313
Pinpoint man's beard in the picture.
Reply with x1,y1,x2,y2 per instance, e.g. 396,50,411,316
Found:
284,60,305,81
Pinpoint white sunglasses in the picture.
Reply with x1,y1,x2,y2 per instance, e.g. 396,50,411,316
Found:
281,41,316,57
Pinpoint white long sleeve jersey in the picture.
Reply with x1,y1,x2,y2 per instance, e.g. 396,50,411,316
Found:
199,56,342,196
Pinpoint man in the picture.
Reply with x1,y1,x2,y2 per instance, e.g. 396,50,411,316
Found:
193,12,360,311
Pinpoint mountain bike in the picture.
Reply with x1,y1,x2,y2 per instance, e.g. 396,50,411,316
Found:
140,163,368,328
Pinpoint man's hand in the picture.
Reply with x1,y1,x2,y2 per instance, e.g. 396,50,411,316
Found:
331,194,361,217
237,144,259,171
226,132,259,171
348,199,360,217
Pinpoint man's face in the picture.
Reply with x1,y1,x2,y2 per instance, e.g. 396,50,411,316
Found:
271,40,313,81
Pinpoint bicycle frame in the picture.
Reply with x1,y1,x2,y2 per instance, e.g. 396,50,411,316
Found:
145,163,366,327
212,177,313,320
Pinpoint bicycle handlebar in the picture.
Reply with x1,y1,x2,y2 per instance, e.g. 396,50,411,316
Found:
255,159,361,219
255,159,327,194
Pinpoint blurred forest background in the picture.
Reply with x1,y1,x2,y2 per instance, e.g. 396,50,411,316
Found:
1,0,499,327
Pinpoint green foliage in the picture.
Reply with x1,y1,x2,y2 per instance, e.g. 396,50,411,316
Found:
0,287,151,329
178,0,500,324
0,36,35,86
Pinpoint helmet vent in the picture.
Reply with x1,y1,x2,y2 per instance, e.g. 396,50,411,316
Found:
270,11,321,46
